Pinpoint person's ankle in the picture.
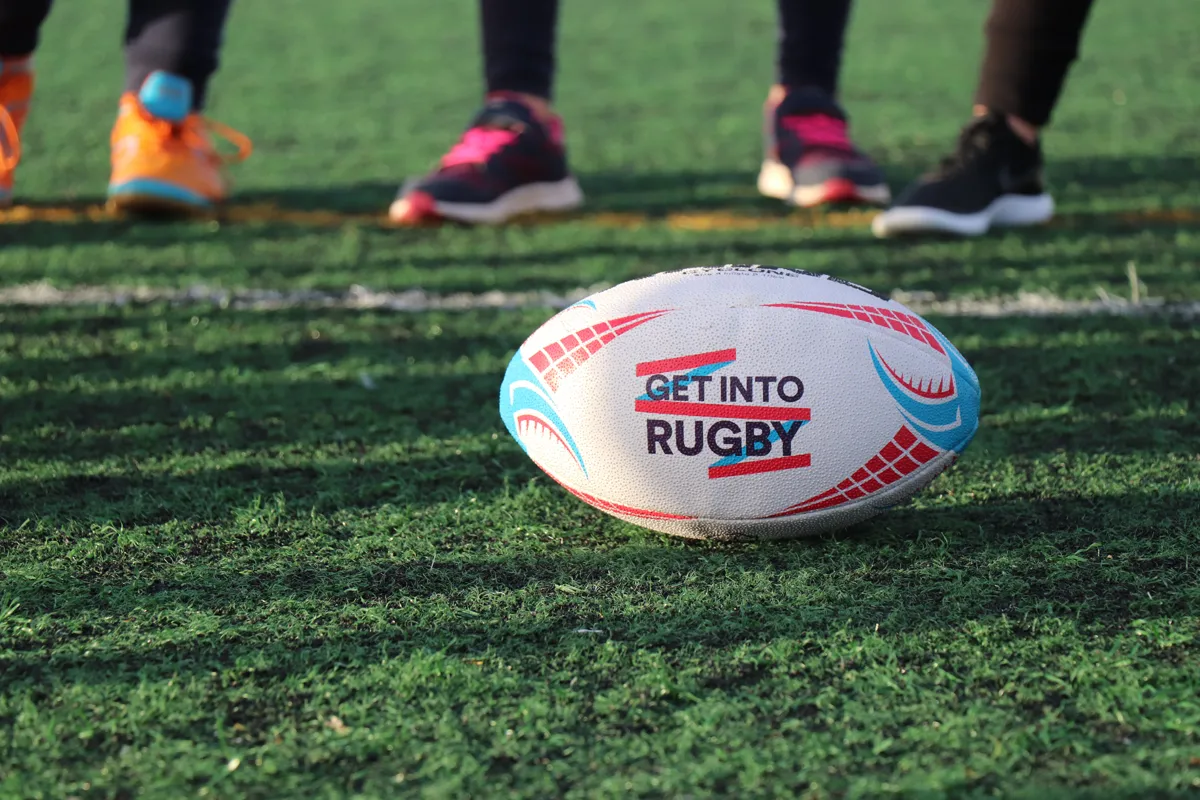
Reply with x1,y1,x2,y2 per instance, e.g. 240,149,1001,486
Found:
0,54,33,71
487,90,554,122
767,83,835,104
973,104,1039,146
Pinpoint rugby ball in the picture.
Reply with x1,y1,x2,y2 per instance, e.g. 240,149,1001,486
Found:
499,265,980,539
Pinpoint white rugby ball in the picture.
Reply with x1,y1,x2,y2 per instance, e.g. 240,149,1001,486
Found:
499,265,980,540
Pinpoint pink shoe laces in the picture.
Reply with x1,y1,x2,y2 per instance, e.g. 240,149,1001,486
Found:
441,127,520,167
781,113,851,150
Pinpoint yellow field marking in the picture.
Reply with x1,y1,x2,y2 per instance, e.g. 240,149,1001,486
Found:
0,204,115,224
221,204,384,227
1,201,1197,232
1113,208,1200,225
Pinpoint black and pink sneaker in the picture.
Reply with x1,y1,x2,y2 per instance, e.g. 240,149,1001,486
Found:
757,87,890,208
389,96,583,225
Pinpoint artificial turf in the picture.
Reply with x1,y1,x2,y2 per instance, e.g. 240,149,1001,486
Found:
2,0,1199,797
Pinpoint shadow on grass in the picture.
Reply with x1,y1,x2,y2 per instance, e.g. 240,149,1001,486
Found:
2,307,1197,527
2,152,1196,242
1,303,533,523
2,486,1197,688
1,179,1195,302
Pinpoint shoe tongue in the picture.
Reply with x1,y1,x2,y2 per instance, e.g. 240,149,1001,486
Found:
937,112,1013,175
966,110,1007,134
138,71,193,123
957,111,1013,153
470,99,538,131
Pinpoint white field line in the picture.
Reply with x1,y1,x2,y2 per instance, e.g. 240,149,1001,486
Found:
1,281,1198,319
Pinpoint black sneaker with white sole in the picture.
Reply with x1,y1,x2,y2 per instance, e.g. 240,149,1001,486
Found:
872,112,1054,238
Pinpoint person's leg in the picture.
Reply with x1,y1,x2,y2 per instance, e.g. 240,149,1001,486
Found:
109,0,250,214
974,0,1096,142
759,0,889,207
390,0,582,225
0,0,52,205
873,0,1096,238
482,0,557,115
0,0,53,58
775,0,852,98
124,0,233,110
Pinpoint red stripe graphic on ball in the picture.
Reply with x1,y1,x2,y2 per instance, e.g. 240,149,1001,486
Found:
514,412,579,468
528,309,670,392
708,453,811,479
766,301,945,354
876,351,955,399
768,426,941,516
636,348,737,377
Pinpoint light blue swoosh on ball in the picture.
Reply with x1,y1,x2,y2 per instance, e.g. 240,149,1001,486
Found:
868,340,980,453
498,352,589,475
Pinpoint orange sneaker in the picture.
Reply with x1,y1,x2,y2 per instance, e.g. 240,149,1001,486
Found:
108,71,251,215
0,58,33,208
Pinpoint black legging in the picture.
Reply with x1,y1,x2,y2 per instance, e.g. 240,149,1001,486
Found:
482,0,856,101
0,0,232,109
482,0,1096,126
975,0,1096,125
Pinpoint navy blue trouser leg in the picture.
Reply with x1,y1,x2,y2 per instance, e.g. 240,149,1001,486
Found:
0,0,52,56
0,0,232,109
776,0,854,97
124,0,234,109
481,0,559,100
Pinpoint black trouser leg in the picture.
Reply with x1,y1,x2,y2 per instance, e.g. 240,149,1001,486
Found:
776,0,854,97
974,0,1096,126
0,0,53,57
124,0,234,109
481,0,558,100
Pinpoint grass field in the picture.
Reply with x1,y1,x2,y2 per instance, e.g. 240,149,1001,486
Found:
2,0,1199,797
